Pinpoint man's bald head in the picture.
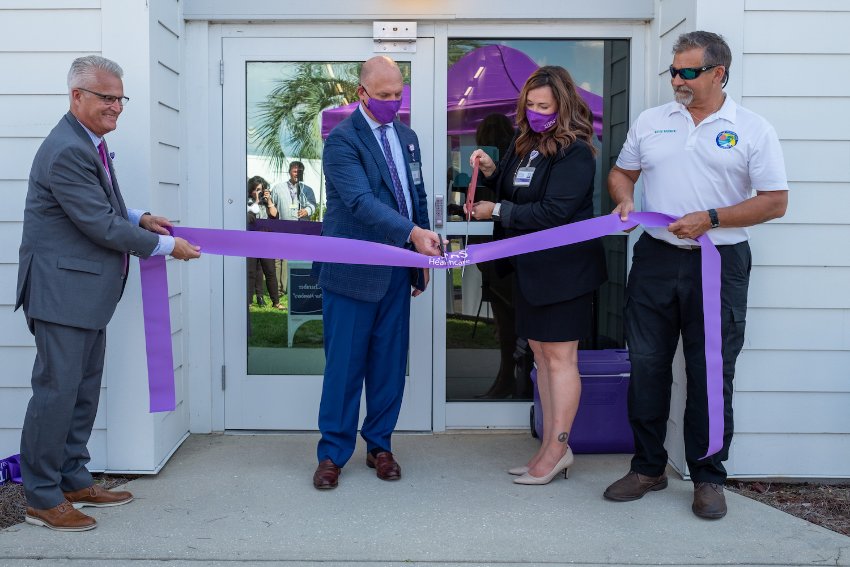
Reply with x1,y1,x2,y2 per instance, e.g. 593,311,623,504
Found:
357,55,404,124
360,55,402,88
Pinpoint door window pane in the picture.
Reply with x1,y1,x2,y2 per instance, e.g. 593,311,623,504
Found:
444,39,629,401
245,61,411,375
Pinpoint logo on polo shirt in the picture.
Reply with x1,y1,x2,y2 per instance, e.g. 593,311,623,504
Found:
716,130,738,149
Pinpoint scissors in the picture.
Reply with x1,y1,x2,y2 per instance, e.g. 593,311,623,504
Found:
462,155,480,276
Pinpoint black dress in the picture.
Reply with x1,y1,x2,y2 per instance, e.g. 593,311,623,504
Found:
488,139,607,342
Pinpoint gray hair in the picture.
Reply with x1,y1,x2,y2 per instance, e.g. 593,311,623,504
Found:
673,31,731,85
67,55,123,90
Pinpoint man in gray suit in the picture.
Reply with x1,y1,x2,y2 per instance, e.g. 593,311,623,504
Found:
15,55,200,531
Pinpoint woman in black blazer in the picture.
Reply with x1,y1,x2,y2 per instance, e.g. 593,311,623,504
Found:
468,66,607,485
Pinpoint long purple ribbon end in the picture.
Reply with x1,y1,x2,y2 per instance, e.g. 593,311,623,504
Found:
140,255,176,412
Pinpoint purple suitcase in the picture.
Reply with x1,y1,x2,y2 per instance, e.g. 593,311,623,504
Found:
530,349,634,453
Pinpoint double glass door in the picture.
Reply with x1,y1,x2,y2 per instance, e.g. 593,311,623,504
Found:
220,31,630,432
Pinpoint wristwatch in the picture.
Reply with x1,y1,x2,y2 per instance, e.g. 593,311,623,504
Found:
491,203,502,220
707,208,720,229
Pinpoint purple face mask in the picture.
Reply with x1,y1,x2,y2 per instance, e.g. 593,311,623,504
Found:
526,109,558,133
363,87,402,124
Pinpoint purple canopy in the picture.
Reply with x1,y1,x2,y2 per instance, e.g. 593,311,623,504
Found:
447,45,603,138
320,45,603,139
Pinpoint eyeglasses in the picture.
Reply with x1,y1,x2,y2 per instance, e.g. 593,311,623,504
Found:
668,64,720,80
77,87,130,107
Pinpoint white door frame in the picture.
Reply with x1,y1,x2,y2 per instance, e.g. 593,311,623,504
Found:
430,21,647,432
217,28,435,430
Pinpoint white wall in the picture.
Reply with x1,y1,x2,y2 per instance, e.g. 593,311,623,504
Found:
729,0,850,478
653,0,850,478
0,0,190,472
0,1,108,467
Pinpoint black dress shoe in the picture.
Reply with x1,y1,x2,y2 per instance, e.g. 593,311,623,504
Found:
313,459,340,490
256,296,266,307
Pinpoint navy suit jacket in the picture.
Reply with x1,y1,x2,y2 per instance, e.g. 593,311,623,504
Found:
316,107,430,302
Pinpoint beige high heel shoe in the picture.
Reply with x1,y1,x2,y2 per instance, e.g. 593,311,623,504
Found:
513,447,574,485
507,466,529,476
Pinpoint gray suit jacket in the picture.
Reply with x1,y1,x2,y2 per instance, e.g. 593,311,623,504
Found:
15,112,159,330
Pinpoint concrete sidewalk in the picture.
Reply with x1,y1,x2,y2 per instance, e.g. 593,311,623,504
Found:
1,433,848,566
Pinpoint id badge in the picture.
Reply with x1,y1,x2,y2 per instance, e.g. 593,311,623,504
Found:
514,166,535,187
410,161,422,185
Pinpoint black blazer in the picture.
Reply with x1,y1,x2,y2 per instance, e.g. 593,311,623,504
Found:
486,138,607,306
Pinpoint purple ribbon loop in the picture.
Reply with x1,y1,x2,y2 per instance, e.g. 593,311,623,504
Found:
140,212,723,458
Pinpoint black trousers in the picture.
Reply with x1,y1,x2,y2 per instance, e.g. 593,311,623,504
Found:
247,257,279,305
624,233,750,484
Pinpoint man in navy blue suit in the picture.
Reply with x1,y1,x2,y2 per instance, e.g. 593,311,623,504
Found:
313,56,443,489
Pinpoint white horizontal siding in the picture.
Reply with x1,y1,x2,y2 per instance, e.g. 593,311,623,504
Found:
745,307,850,351
0,95,69,138
748,224,850,267
781,140,850,183
0,138,43,181
155,103,180,146
0,264,19,305
776,182,850,225
0,53,90,94
0,223,23,264
0,306,32,347
1,1,99,8
0,9,100,52
735,392,850,433
746,0,850,11
0,181,28,222
731,433,850,478
743,11,850,54
743,54,850,97
157,143,181,185
748,266,850,309
743,97,850,142
736,350,850,392
0,346,36,389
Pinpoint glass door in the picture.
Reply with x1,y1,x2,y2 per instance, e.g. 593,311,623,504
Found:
436,37,630,428
222,37,435,430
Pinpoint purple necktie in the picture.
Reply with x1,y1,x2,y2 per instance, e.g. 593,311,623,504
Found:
100,141,129,274
98,141,112,184
378,125,410,219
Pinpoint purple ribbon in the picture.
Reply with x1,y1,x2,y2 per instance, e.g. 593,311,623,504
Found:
0,454,22,484
140,212,723,458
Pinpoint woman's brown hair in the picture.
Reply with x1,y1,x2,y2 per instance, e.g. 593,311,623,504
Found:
514,65,596,158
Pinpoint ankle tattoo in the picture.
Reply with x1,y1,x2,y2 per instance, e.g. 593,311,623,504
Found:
558,432,569,443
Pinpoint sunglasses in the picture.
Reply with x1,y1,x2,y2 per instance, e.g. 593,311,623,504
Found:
668,64,720,80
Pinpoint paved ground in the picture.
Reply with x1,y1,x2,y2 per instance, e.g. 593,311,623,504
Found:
1,433,848,566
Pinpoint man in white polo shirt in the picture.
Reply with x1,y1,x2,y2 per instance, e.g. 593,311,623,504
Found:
603,31,788,519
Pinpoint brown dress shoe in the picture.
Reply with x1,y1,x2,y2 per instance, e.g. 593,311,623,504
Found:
692,482,727,519
64,484,134,508
603,470,668,501
313,459,341,490
25,500,97,532
366,451,401,481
